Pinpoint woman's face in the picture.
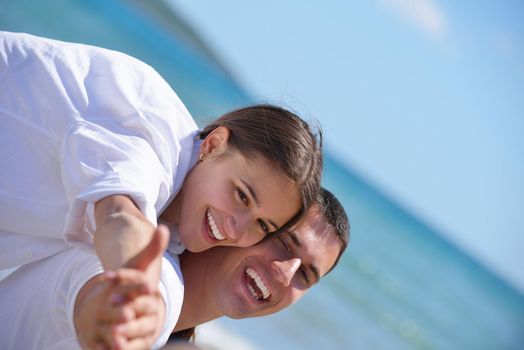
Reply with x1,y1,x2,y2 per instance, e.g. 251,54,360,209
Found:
165,126,302,252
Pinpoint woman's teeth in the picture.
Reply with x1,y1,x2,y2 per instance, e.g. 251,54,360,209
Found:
207,209,225,240
246,267,271,300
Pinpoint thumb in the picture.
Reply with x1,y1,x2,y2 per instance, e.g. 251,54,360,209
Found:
127,224,169,272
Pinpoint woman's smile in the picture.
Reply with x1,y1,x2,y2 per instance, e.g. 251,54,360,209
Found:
206,209,225,241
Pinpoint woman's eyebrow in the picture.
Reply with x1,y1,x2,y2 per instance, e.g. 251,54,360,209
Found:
240,179,259,205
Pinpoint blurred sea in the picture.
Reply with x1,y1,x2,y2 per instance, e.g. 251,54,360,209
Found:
1,1,523,349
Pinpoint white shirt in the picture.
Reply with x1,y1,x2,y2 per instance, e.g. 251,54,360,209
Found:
0,31,200,269
0,248,184,350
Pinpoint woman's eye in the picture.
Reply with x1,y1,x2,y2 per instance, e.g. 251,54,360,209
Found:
258,219,270,235
236,188,249,206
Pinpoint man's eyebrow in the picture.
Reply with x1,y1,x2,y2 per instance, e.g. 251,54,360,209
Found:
289,231,301,247
310,264,320,284
289,232,321,283
240,179,279,231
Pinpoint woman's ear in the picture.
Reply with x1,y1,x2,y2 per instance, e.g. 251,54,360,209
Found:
200,126,230,156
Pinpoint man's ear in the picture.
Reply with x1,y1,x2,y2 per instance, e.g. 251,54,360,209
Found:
200,126,230,156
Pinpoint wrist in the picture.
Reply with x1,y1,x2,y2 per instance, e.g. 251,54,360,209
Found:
94,212,155,270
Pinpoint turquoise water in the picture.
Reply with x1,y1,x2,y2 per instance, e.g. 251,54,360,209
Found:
2,1,523,349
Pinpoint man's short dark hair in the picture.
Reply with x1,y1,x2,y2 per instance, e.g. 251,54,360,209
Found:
317,187,349,274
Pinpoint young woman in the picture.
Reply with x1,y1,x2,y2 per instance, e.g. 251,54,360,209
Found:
0,31,321,283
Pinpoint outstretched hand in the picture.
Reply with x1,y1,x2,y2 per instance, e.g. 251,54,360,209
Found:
74,225,169,350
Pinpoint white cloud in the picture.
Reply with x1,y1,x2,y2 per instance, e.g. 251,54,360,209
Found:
380,0,448,40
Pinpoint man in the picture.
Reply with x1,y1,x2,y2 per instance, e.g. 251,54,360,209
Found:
0,188,349,349
174,187,348,330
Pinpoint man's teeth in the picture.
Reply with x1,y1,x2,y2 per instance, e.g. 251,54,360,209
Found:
246,267,271,300
207,210,225,240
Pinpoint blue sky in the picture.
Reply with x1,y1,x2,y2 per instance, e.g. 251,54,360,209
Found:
170,0,524,292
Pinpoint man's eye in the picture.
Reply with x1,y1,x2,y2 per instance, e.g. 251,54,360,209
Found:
258,219,270,235
277,236,291,252
236,188,249,206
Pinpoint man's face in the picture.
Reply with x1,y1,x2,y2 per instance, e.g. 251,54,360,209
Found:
207,205,341,319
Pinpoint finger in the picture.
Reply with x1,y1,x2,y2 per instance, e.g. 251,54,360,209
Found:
100,292,160,324
98,303,137,324
101,270,117,281
129,294,161,317
113,314,158,339
112,333,128,350
111,268,151,288
107,283,150,305
113,333,129,350
118,334,157,350
94,341,110,350
96,320,129,350
105,270,154,304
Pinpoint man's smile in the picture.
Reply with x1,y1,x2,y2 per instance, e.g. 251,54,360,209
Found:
246,267,271,300
243,265,272,304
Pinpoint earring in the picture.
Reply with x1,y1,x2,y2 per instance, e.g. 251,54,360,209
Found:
199,153,204,162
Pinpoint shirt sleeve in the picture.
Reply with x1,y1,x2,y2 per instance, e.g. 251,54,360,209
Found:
153,254,185,349
56,47,191,249
63,250,105,335
61,119,171,248
0,32,198,251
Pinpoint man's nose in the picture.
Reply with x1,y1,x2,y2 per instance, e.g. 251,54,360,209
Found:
271,258,301,287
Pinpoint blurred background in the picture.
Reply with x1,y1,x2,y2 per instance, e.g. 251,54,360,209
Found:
1,0,523,349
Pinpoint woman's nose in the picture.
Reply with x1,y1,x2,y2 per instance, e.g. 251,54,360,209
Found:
224,213,251,241
271,258,301,287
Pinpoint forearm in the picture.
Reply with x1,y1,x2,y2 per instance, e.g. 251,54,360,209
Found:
94,195,155,270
